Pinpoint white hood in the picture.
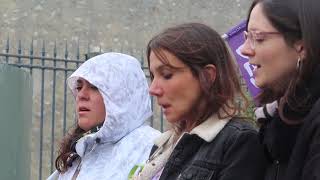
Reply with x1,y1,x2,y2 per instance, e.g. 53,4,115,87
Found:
68,52,153,144
48,52,160,180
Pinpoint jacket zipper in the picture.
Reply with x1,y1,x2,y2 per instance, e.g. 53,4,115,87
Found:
275,160,280,180
71,141,99,179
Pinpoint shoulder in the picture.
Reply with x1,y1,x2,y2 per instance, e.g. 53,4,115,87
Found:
300,98,320,133
129,125,161,139
307,98,320,121
223,117,258,135
214,118,260,149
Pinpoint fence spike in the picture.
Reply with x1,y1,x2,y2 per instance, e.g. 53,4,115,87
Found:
76,40,80,61
54,41,57,58
6,37,9,53
42,40,46,57
140,49,144,66
18,40,22,64
86,43,90,60
30,38,34,56
18,40,22,54
65,41,68,59
6,37,10,63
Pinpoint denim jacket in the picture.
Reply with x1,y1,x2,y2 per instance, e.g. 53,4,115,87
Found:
152,118,267,180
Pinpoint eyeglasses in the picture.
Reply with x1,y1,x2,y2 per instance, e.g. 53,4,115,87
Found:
243,30,282,49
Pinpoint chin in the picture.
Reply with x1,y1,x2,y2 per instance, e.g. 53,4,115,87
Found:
165,116,177,124
253,79,265,89
78,120,91,131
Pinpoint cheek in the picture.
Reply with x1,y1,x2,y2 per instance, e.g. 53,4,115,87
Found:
96,98,106,120
261,58,296,89
178,81,202,109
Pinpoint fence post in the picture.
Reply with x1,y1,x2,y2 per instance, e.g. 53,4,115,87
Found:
0,64,32,180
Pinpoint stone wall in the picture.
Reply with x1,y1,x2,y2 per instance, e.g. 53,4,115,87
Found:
0,0,250,56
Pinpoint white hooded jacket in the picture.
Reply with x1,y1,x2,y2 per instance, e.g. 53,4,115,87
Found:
47,52,160,180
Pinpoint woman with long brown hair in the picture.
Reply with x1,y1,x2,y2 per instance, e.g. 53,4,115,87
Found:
131,23,266,180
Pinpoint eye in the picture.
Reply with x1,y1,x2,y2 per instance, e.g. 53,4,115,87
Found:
162,72,173,80
75,85,82,92
254,34,265,43
90,84,99,90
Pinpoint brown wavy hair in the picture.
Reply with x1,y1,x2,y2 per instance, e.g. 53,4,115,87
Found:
147,23,248,134
55,125,85,172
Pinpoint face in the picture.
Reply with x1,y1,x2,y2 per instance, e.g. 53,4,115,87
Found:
241,3,299,92
149,50,202,124
75,78,106,131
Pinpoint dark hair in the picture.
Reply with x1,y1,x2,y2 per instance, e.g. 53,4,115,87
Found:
247,0,320,121
247,0,302,105
147,23,248,133
299,0,320,73
288,0,320,119
55,125,84,172
247,0,301,48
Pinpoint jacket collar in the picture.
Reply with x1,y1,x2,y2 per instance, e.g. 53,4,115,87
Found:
190,112,231,142
154,109,233,146
154,130,174,148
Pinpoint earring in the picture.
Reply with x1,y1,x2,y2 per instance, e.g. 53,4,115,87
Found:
296,57,302,71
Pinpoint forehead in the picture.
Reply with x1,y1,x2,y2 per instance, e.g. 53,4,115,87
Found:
149,50,186,71
76,78,89,85
248,3,277,32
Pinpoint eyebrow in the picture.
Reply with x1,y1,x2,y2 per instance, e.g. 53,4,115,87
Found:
150,64,170,74
76,79,83,86
152,63,187,73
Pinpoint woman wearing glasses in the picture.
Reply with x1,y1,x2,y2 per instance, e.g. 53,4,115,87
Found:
241,0,320,179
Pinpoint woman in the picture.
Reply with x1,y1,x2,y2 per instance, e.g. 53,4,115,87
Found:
241,0,320,179
47,52,160,180
131,23,266,180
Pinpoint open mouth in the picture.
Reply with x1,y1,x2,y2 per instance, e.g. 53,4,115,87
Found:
159,103,171,109
252,64,261,73
252,64,261,70
162,104,170,109
160,104,171,114
79,107,90,112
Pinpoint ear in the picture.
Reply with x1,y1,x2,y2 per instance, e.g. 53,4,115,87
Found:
294,40,306,59
204,64,216,83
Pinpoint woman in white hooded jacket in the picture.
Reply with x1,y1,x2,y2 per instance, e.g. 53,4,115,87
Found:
47,52,160,180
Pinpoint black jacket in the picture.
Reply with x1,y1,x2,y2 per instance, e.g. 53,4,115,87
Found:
150,119,267,180
259,113,301,180
284,98,320,180
261,65,320,180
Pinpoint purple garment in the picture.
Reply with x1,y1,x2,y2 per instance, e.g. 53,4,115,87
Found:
151,168,164,180
224,20,261,104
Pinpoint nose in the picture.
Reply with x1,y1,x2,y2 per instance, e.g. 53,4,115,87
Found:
149,79,163,97
77,87,89,101
240,40,255,57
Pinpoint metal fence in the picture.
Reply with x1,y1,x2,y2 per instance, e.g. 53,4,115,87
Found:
0,39,165,180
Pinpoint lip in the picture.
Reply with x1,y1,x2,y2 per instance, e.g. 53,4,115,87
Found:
159,103,171,114
250,64,260,78
78,106,91,115
78,111,90,116
252,65,258,77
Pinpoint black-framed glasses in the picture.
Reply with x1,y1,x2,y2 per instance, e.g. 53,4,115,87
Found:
243,30,282,49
